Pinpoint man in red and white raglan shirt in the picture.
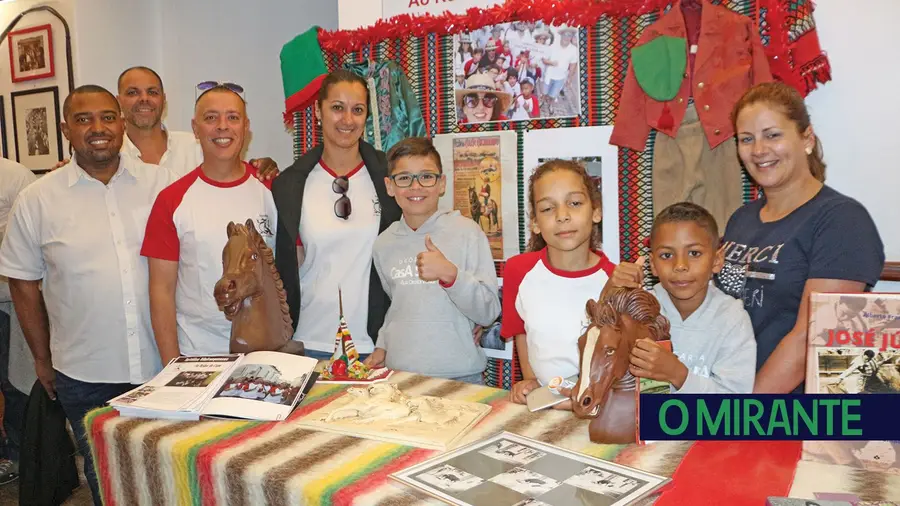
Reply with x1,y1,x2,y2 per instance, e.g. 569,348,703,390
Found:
142,84,276,365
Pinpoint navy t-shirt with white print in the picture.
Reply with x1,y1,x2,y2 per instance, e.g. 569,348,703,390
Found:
718,185,884,390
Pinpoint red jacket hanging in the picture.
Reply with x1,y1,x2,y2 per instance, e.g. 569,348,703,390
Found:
610,2,773,152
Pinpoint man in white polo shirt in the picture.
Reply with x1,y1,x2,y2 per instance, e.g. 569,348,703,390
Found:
142,84,276,364
0,85,175,506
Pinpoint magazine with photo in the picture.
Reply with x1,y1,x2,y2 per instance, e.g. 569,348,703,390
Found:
802,292,900,475
109,352,319,422
391,431,670,506
635,340,673,445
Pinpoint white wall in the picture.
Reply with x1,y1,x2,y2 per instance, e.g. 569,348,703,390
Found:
805,0,897,262
339,0,381,31
2,0,339,168
71,0,162,91
0,0,75,162
157,0,338,166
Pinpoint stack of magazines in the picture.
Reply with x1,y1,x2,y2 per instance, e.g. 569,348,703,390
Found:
108,352,319,422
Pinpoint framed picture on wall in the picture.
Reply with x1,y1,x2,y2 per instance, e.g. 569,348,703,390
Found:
522,126,620,263
8,24,55,83
452,22,582,125
11,87,62,172
0,96,8,159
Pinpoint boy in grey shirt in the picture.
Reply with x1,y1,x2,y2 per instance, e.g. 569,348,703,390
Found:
611,202,756,393
364,138,500,383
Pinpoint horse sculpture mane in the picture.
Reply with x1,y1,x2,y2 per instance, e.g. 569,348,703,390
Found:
570,287,670,443
214,219,303,355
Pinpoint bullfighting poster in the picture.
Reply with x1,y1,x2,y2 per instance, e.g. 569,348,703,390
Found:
434,131,519,261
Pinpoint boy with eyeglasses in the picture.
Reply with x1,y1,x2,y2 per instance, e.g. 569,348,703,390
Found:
363,137,500,384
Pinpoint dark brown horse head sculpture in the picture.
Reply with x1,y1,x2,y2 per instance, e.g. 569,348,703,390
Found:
570,287,670,443
213,219,302,355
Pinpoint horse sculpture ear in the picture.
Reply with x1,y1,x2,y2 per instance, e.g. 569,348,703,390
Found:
585,299,597,318
226,221,237,237
244,218,261,241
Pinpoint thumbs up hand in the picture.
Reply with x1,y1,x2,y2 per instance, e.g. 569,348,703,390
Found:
610,255,647,289
417,235,458,284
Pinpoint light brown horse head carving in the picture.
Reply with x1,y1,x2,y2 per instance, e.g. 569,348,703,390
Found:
214,219,300,355
571,288,671,420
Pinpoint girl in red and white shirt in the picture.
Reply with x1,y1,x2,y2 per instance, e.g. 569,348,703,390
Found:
501,160,615,409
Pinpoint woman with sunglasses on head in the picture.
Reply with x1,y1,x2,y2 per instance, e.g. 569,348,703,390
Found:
456,73,512,124
272,70,402,361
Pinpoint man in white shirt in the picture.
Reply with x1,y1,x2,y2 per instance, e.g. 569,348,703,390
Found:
0,85,175,506
542,27,578,101
142,85,276,364
0,158,35,485
54,67,280,180
117,66,281,179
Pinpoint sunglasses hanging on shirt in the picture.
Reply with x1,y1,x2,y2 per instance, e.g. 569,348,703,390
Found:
333,176,351,220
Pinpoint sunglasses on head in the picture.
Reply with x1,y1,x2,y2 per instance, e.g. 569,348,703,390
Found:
333,176,351,220
463,93,498,109
195,81,245,102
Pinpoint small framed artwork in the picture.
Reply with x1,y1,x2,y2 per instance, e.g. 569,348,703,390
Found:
11,87,62,172
8,24,55,83
0,96,8,159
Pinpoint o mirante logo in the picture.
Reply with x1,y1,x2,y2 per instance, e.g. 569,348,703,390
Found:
638,395,897,441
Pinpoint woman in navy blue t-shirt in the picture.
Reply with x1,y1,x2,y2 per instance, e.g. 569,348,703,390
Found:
720,82,884,393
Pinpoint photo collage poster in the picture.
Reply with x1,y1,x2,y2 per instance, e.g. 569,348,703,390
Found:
451,22,582,125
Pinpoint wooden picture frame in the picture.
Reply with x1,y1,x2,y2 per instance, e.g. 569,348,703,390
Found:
0,96,8,159
11,87,62,172
8,24,55,83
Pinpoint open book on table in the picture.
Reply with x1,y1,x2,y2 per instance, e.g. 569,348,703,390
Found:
108,352,319,422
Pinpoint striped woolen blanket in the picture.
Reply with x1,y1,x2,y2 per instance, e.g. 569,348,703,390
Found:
86,372,900,505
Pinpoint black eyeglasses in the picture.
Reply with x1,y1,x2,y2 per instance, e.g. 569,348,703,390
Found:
390,172,441,188
333,176,351,220
463,93,498,109
195,81,245,101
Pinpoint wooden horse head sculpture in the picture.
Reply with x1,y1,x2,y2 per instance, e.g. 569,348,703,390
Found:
213,219,304,355
570,287,670,443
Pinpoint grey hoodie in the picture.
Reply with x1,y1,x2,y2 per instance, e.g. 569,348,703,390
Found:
652,283,757,393
373,210,500,378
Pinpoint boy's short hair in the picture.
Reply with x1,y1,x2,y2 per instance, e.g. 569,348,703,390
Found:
650,202,719,247
386,137,443,175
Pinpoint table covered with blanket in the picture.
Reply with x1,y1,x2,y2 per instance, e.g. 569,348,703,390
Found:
86,372,900,505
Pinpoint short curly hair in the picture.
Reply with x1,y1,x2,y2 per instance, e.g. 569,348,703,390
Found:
650,202,719,248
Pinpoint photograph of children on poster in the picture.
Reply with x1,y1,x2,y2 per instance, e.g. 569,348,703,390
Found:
452,22,581,124
433,131,519,261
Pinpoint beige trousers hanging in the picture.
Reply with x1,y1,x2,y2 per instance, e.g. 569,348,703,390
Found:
652,103,743,231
